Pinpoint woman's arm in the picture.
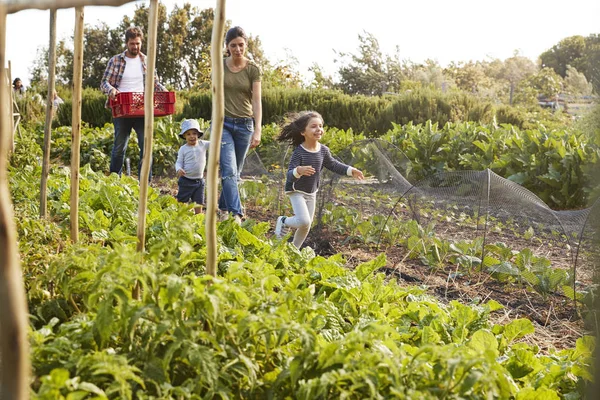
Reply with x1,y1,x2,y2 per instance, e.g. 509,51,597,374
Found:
250,80,262,149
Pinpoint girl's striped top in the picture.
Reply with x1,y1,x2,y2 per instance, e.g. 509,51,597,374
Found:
285,143,353,193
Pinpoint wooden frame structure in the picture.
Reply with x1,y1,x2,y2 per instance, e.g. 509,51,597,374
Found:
0,0,226,397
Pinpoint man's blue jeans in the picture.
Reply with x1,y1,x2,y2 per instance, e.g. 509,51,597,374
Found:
218,116,253,217
109,116,152,181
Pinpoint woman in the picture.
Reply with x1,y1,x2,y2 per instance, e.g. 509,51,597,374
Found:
12,78,25,96
218,26,262,224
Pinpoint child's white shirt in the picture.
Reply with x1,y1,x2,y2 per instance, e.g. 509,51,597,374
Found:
175,141,210,179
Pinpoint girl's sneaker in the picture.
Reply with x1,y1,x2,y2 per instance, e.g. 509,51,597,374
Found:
275,216,287,238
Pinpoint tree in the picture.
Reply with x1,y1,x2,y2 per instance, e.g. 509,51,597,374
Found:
30,39,73,87
82,22,122,88
539,35,586,78
444,61,491,93
405,59,450,90
308,63,335,90
582,34,600,94
185,7,219,89
489,52,537,104
564,65,593,96
515,67,563,104
335,31,397,95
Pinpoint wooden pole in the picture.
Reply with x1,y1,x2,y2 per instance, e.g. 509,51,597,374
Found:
0,5,31,399
7,61,22,146
70,6,84,243
6,0,133,13
136,0,158,252
40,9,57,218
7,60,14,153
133,0,158,299
205,0,226,277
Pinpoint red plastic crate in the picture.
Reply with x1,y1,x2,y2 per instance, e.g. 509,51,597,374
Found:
109,91,176,118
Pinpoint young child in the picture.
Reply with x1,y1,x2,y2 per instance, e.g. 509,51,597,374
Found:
275,111,364,248
176,119,210,214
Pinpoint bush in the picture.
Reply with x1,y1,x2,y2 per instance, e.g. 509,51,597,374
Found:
55,88,112,128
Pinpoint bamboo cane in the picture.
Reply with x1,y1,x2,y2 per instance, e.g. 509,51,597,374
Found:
70,7,84,243
205,0,226,277
6,0,133,13
40,9,57,218
0,5,31,399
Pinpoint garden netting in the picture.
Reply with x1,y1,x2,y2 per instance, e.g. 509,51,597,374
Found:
241,138,599,295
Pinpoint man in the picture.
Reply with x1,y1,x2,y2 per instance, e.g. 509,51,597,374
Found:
100,26,166,181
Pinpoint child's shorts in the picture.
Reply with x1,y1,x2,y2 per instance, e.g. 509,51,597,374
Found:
177,176,205,205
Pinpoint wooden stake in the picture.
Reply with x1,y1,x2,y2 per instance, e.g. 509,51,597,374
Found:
133,0,159,299
136,0,158,253
70,6,84,243
7,60,14,153
6,0,133,13
40,9,57,218
205,0,226,277
0,4,31,399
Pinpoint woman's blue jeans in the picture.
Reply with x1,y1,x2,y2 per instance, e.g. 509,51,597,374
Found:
109,116,152,181
218,116,253,216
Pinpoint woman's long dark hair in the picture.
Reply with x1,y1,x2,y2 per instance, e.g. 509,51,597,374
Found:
277,111,323,147
225,26,248,57
225,26,247,45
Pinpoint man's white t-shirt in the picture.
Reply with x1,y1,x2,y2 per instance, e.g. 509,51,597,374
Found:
118,56,144,92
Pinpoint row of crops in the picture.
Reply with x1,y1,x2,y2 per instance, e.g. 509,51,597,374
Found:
11,156,596,399
30,114,600,210
8,115,598,397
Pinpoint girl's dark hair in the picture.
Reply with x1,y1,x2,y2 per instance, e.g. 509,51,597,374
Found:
13,78,21,86
225,26,247,46
277,111,323,147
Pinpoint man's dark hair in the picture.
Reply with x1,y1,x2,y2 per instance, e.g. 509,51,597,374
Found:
125,26,144,43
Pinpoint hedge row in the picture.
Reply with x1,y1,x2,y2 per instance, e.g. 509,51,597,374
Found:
182,88,499,134
55,88,543,134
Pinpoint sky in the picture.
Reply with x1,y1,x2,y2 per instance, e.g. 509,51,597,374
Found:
5,0,600,87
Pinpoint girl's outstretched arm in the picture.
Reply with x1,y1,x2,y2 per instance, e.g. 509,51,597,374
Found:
351,168,364,180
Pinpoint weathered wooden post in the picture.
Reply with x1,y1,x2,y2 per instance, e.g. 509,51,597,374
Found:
40,9,57,218
136,0,159,253
70,6,84,243
0,4,31,399
133,0,159,298
7,60,15,153
205,0,226,277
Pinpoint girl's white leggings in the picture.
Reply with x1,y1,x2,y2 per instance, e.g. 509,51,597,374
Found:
284,191,317,248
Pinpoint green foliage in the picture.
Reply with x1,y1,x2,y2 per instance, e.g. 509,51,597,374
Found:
6,161,594,398
539,34,600,93
382,121,599,208
55,88,112,128
184,87,505,135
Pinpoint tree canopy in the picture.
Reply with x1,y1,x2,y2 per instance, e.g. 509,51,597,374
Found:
27,9,598,101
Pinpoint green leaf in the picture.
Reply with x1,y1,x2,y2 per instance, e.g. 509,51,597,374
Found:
515,386,560,399
468,329,498,356
355,253,386,281
507,172,528,185
503,319,535,343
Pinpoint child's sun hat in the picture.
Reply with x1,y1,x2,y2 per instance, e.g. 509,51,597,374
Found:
179,119,204,139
